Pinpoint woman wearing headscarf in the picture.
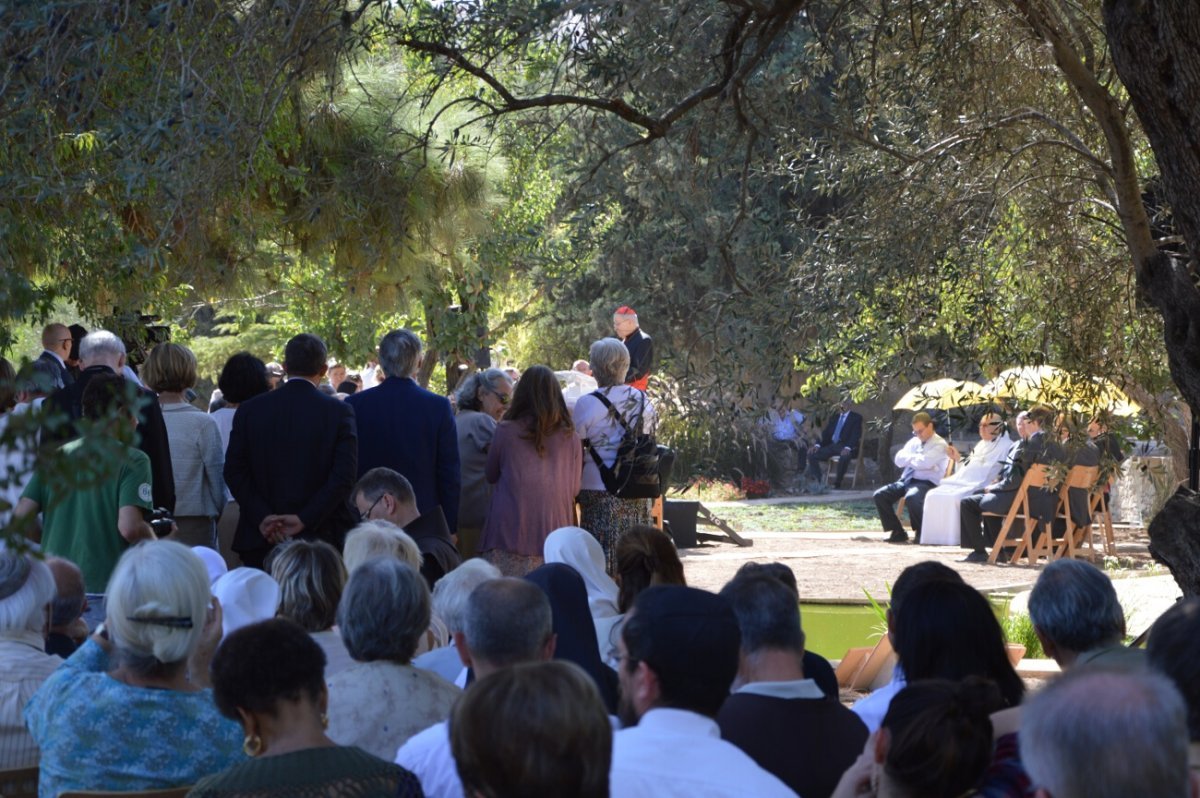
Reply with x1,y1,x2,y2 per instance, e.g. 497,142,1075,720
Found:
544,526,620,653
524,563,619,714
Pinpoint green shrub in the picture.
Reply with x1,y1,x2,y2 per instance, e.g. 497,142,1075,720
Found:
1002,612,1044,659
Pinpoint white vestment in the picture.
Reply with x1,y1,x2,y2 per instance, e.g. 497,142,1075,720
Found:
920,436,1015,546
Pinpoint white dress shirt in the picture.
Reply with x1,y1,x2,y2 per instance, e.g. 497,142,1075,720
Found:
893,433,950,484
943,436,1014,488
395,720,463,798
610,708,797,797
851,665,907,733
0,630,62,768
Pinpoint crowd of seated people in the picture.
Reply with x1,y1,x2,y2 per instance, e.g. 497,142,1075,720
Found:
5,325,1188,798
4,528,1200,798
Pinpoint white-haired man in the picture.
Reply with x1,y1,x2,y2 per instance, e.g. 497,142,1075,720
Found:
346,330,461,534
43,330,175,513
613,306,653,391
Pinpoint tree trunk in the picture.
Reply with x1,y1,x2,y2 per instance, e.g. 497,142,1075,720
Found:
1148,487,1200,597
1104,1,1200,421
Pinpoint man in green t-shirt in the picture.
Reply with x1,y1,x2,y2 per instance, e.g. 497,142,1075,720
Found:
16,372,156,593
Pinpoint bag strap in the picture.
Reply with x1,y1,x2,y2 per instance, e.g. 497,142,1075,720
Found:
591,390,644,437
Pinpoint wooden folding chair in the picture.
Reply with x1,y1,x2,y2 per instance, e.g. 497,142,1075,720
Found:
1090,482,1117,556
1050,465,1100,560
983,464,1055,564
825,445,866,489
0,764,39,798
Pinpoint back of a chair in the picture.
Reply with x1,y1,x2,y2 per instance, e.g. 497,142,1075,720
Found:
1022,464,1051,489
1065,464,1099,491
58,788,191,798
0,765,39,798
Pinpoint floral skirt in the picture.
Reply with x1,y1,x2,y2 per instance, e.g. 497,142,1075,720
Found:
480,549,545,578
577,489,652,575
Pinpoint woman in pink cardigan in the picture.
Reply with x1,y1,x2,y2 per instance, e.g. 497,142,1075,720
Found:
479,365,582,576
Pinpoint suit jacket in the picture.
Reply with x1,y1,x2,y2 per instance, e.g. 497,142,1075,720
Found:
44,365,176,513
1062,439,1100,526
223,378,358,557
818,411,863,453
992,431,1060,520
622,328,654,385
405,506,462,589
345,377,461,531
31,351,71,391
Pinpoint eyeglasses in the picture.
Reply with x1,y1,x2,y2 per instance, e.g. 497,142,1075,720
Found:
357,494,384,522
489,389,510,405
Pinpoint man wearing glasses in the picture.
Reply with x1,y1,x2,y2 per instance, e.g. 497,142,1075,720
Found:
351,467,461,589
31,323,75,391
919,412,1015,547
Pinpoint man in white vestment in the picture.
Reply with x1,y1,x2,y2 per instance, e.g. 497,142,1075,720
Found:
920,412,1015,546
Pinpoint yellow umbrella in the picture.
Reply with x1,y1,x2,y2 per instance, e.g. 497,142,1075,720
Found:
893,378,990,411
981,366,1141,416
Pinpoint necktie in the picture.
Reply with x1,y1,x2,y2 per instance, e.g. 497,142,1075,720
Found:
833,413,846,444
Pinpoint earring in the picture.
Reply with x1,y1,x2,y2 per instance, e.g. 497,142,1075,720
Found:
243,734,263,757
321,713,329,730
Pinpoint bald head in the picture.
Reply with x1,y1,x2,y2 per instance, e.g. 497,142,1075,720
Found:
46,557,85,628
42,324,72,358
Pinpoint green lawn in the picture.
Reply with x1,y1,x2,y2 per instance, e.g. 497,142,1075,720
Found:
713,501,881,533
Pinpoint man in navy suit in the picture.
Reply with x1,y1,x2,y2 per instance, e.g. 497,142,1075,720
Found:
31,323,74,392
224,333,358,569
959,405,1062,563
346,329,461,532
805,400,864,490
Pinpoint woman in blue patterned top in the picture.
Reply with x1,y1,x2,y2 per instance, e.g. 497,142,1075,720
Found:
25,541,244,796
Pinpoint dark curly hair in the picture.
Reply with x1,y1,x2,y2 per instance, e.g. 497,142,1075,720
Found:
210,618,327,720
882,678,1003,798
217,352,270,405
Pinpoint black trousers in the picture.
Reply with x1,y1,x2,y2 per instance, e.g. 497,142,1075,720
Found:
874,479,936,538
807,443,855,485
959,490,1016,551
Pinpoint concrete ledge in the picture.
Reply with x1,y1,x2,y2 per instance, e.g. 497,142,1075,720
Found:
1016,658,1061,679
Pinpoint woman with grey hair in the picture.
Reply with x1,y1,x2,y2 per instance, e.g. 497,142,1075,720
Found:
25,541,243,794
454,368,514,557
573,338,658,573
325,559,461,760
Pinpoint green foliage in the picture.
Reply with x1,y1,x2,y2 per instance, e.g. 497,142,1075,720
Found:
1001,612,1045,659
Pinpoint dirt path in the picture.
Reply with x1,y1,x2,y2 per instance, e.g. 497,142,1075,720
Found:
676,527,1155,601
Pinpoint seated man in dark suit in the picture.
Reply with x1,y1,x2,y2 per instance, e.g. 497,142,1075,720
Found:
223,333,358,569
1051,413,1100,541
346,329,461,533
959,405,1062,563
43,330,175,514
352,466,461,589
1088,414,1126,465
718,569,868,798
805,400,863,491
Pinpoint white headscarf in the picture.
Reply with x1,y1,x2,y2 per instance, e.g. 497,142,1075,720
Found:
543,527,620,619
